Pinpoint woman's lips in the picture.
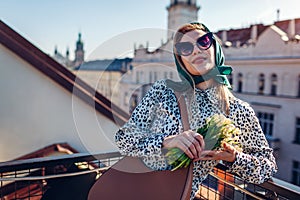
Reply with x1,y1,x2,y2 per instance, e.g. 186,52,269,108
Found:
192,57,206,64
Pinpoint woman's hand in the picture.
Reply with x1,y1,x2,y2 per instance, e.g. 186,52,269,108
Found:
163,130,205,159
195,143,237,162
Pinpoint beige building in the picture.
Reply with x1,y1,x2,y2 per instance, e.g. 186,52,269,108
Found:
119,0,300,186
219,19,300,185
73,58,132,110
119,0,199,113
0,20,129,162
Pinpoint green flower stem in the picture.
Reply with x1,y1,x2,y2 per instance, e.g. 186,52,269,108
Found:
165,114,242,171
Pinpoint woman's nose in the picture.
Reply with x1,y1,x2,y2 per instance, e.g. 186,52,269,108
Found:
192,45,202,55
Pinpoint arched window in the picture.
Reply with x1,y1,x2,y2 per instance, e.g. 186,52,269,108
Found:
270,74,277,96
237,73,243,93
258,73,265,94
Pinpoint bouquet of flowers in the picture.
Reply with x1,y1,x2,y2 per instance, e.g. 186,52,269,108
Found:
165,114,242,171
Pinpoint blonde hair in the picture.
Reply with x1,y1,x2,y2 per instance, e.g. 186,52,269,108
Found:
216,84,232,115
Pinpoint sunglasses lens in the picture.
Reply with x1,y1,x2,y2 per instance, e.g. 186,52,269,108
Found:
175,42,193,56
197,33,213,50
175,33,213,56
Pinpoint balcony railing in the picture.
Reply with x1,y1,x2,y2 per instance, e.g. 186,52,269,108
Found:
0,152,299,200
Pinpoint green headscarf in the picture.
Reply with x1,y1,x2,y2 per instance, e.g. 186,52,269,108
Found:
168,22,232,91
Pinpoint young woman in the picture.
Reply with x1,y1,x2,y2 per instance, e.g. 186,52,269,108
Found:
115,22,277,199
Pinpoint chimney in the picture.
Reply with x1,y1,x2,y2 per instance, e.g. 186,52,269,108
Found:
222,30,227,42
288,19,296,38
251,25,258,42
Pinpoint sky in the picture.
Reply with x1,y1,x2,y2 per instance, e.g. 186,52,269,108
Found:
1,0,300,60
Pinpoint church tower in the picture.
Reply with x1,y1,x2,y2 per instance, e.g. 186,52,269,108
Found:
74,32,84,67
167,0,200,39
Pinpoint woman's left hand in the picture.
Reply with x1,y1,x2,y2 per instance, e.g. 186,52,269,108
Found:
195,143,237,162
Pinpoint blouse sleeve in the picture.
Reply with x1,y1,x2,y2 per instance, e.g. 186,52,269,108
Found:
226,103,278,184
115,80,167,158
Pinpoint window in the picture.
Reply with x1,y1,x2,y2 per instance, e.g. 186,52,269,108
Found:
257,112,274,136
237,73,243,93
258,73,265,94
129,94,138,114
270,74,277,95
164,72,168,79
124,92,129,106
295,117,300,144
292,160,300,186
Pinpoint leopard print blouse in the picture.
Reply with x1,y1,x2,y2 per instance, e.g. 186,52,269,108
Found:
115,79,277,199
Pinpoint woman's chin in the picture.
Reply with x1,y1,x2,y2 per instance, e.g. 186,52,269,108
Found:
190,68,211,76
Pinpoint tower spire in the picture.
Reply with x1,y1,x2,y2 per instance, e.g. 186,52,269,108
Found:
74,32,84,67
167,0,200,39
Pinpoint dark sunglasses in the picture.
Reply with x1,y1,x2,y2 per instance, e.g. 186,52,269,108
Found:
175,32,214,56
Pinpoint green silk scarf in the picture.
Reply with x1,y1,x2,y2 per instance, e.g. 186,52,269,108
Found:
168,22,232,91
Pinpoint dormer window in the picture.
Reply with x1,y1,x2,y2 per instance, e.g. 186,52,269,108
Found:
258,73,265,95
270,74,278,96
237,73,243,93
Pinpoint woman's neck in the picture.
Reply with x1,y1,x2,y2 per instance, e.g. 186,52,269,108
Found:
195,79,216,90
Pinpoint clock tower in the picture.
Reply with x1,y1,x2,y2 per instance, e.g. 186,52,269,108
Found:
167,0,200,39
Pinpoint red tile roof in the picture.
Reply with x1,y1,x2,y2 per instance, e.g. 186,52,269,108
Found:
275,18,300,35
274,20,289,32
215,18,300,46
295,18,300,34
14,143,78,160
0,20,129,126
215,27,251,46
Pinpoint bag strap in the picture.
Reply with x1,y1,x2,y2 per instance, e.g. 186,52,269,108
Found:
174,91,193,200
174,92,190,131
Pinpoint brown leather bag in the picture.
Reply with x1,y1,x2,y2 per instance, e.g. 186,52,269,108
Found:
88,92,193,200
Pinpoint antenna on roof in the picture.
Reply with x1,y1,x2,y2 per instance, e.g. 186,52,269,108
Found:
276,9,280,21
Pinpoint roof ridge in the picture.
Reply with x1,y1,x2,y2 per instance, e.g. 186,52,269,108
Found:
0,20,129,126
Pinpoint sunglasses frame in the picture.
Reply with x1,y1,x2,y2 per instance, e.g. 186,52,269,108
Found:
175,32,214,56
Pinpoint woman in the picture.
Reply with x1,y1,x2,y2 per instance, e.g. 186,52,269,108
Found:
115,22,277,199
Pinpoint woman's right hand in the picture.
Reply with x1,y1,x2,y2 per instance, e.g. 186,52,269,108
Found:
162,130,205,159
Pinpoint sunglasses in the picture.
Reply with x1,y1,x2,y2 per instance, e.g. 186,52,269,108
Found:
175,32,214,56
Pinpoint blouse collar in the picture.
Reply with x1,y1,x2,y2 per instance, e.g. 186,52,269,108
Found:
194,86,219,104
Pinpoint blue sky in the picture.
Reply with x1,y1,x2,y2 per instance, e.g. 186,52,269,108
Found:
1,0,299,60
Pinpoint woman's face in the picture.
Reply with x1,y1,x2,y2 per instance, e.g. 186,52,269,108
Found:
179,30,215,76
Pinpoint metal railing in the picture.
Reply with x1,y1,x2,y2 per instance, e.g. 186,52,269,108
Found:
0,152,299,200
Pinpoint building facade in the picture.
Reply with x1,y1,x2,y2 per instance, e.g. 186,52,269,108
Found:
119,0,199,113
219,19,300,185
73,58,132,109
118,0,300,186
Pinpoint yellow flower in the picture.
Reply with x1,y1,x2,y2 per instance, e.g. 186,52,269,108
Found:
165,114,243,170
